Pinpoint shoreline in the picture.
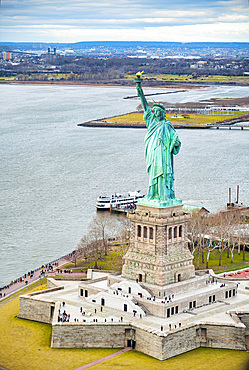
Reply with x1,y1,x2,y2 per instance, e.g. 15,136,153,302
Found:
0,79,248,88
0,80,208,92
0,252,78,300
78,112,249,129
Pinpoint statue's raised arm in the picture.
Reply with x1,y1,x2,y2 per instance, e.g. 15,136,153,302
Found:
135,71,148,112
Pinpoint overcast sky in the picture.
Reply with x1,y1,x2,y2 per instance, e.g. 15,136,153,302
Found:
1,0,249,43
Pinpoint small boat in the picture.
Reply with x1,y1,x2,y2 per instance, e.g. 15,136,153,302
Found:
96,191,144,211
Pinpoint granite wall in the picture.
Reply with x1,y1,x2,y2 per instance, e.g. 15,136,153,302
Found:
51,322,130,348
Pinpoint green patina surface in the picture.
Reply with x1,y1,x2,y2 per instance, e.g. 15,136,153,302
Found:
135,77,181,207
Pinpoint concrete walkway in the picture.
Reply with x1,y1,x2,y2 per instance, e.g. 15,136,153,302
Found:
0,255,78,301
74,347,132,369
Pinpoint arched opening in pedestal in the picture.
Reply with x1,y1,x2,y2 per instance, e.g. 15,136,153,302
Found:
177,274,182,282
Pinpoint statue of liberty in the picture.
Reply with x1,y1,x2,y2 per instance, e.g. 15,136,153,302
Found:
135,72,182,207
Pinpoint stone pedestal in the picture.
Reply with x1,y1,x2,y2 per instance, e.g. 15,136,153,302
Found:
122,204,195,286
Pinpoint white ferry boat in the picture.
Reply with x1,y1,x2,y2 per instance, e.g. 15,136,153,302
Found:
96,191,144,211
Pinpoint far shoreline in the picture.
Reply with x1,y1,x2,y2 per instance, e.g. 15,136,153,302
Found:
0,80,208,91
1,79,248,89
2,79,248,129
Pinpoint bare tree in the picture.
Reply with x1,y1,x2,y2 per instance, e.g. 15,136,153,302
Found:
203,216,217,269
77,234,94,262
187,211,209,269
188,209,248,269
89,213,115,256
187,210,200,256
64,248,84,268
116,215,131,242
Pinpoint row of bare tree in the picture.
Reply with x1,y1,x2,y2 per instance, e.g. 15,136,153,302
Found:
188,211,249,269
68,209,248,271
70,213,130,268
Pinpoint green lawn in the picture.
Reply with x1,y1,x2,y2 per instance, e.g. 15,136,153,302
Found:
193,249,249,272
124,73,249,85
0,281,248,370
104,112,247,127
61,247,249,275
63,247,125,271
97,348,249,370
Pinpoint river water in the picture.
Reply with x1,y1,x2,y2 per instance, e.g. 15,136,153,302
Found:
1,84,249,287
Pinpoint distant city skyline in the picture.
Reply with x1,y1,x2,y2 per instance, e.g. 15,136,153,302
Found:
1,0,249,43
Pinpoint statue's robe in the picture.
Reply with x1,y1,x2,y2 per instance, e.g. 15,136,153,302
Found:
144,107,181,200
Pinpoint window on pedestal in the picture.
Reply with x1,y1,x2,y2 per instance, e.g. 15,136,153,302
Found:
174,226,177,239
138,225,141,238
149,227,153,240
50,306,54,319
179,225,183,238
168,227,172,240
143,226,147,239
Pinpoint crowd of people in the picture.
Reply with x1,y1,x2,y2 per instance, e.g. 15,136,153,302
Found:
0,257,66,299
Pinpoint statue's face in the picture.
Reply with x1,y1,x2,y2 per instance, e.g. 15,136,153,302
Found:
154,107,165,119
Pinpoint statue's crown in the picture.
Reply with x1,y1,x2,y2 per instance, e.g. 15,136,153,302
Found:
152,102,166,112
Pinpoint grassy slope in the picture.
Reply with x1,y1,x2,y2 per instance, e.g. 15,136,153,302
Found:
97,349,249,370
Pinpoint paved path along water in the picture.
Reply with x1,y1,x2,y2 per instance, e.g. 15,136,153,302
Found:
0,255,76,301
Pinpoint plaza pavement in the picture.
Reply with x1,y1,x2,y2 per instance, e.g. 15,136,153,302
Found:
34,274,249,334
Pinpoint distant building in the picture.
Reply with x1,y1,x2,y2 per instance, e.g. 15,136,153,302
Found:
2,52,12,60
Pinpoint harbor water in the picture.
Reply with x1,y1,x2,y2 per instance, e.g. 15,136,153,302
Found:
1,84,249,287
